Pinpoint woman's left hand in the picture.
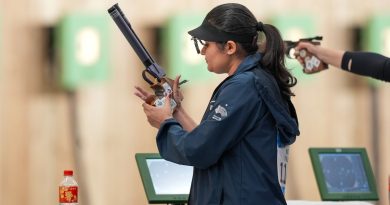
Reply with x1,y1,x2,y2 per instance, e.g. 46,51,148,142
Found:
142,94,173,128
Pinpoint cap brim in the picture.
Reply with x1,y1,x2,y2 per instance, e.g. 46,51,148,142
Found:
188,24,219,42
188,20,256,43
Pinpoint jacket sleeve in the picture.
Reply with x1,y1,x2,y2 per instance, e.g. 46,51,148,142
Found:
341,51,390,82
156,74,262,169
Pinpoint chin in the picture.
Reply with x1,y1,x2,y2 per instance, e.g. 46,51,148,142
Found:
207,65,223,74
207,68,217,74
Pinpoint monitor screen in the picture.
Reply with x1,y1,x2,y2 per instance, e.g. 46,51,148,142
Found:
135,153,193,204
146,159,192,195
319,153,370,193
309,148,378,201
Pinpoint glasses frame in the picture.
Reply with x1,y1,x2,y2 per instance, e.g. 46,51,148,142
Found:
191,37,205,54
190,37,228,54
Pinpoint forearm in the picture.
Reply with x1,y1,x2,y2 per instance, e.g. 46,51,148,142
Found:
341,51,390,82
173,106,198,131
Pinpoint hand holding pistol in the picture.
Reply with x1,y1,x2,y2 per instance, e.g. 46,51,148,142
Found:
284,36,328,73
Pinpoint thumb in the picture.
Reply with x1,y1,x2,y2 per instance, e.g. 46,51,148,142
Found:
164,94,172,110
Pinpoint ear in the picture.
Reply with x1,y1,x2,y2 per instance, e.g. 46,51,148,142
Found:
225,40,237,55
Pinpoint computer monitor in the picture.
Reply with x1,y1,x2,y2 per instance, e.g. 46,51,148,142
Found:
135,153,193,204
309,148,379,201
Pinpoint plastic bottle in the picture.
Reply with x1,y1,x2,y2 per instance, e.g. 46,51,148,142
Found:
59,170,78,205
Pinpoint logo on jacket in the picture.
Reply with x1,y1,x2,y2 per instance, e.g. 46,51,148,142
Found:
212,105,228,121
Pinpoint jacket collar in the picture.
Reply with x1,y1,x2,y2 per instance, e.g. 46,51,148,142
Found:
232,52,262,76
210,53,262,99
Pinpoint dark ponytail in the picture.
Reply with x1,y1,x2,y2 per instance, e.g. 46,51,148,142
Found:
261,24,297,97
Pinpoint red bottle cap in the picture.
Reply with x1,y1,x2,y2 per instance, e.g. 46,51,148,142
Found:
64,170,73,176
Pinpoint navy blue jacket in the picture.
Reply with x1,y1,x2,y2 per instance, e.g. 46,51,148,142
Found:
156,53,300,205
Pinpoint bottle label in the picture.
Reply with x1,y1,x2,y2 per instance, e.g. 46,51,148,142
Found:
59,186,78,203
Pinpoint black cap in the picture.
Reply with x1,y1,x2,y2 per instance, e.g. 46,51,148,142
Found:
188,19,256,43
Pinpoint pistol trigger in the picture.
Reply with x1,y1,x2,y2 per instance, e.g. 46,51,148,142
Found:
142,70,154,85
153,78,159,85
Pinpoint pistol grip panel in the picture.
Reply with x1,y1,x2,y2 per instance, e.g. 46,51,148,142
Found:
149,78,177,109
299,48,328,72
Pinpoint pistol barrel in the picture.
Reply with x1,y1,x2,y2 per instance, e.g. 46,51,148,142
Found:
108,4,166,80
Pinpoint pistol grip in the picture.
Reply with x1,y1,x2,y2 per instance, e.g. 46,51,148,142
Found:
150,80,177,110
298,48,328,72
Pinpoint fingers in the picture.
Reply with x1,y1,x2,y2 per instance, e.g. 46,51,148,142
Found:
295,42,318,55
294,43,308,58
172,75,184,104
134,85,154,102
164,94,172,110
142,96,172,128
142,102,157,117
135,86,149,97
142,102,153,110
134,92,146,100
303,67,322,74
142,103,159,128
142,97,169,112
295,41,310,51
303,68,313,74
173,75,181,90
